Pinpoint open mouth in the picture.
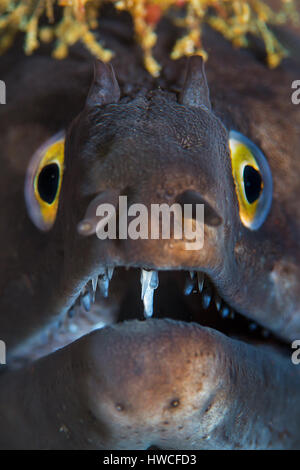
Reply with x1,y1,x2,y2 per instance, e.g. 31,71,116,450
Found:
7,264,300,450
19,265,289,365
17,264,295,450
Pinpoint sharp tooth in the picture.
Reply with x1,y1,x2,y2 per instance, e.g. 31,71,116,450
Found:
221,304,230,318
143,290,154,318
197,272,205,293
189,271,195,279
214,294,221,311
141,269,149,300
107,267,114,280
184,276,195,296
140,269,159,318
98,274,109,298
91,276,98,302
150,270,159,289
202,283,212,309
81,292,91,312
97,267,114,298
140,269,157,299
91,276,98,293
229,310,235,320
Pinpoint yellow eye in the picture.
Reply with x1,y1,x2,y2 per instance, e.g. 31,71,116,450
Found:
25,132,65,231
229,130,272,230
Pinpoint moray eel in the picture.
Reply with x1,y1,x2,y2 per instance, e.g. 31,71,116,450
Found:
0,12,300,449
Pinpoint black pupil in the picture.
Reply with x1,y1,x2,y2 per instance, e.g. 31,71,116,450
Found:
37,163,59,204
243,165,262,204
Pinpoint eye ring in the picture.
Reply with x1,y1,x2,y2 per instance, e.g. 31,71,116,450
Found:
229,130,273,230
24,131,65,231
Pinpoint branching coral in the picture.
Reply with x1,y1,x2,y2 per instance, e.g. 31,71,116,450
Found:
0,0,298,76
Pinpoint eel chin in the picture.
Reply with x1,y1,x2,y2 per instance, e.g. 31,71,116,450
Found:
75,319,300,450
8,267,300,449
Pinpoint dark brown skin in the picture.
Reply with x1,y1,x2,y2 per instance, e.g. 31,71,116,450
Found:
0,8,300,448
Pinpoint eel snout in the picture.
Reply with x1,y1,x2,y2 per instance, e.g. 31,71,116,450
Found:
1,319,300,449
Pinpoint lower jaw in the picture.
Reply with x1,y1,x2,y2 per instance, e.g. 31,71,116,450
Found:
77,318,300,450
11,267,300,449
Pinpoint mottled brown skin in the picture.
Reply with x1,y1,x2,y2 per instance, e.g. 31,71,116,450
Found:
0,8,300,449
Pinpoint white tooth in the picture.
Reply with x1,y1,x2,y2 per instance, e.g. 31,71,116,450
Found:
143,288,155,318
149,270,159,289
197,272,204,293
141,269,150,299
221,304,230,318
81,292,91,311
107,266,114,280
98,274,109,298
215,294,221,311
141,270,148,300
91,276,98,293
97,267,114,298
184,277,194,296
140,269,159,318
91,276,98,302
202,282,212,309
189,271,195,279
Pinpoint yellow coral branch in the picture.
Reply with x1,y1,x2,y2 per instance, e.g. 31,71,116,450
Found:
0,0,298,75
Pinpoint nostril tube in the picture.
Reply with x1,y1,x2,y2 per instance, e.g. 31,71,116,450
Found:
77,189,120,237
175,190,222,227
